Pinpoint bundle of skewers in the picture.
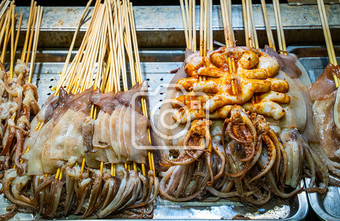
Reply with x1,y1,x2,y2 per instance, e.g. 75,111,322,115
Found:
154,0,333,207
1,0,158,219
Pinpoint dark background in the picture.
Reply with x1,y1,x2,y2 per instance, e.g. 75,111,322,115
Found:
14,0,279,6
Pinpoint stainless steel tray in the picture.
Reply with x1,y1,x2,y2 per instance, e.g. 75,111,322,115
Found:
296,55,340,221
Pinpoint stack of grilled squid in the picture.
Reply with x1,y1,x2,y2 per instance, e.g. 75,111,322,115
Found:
3,82,158,218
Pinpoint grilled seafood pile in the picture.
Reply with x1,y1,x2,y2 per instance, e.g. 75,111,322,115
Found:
154,47,330,205
2,81,159,218
0,61,39,174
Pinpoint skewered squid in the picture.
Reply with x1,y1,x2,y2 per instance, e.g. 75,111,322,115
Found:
0,61,39,173
3,81,159,218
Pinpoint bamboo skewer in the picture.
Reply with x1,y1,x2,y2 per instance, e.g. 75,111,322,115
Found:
317,0,339,87
276,0,286,53
14,13,23,60
21,0,35,63
192,0,196,52
203,0,207,56
1,10,16,66
188,0,192,48
0,0,9,20
0,0,6,12
272,0,286,54
245,0,251,47
260,0,275,51
317,0,337,65
241,0,251,48
181,0,197,52
0,10,9,49
0,13,7,46
60,0,93,82
1,9,10,63
25,4,37,66
220,0,227,45
247,0,258,49
9,3,14,76
29,6,43,84
227,0,234,46
209,0,213,50
199,0,204,56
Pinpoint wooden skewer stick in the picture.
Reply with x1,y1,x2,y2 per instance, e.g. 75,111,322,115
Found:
1,9,16,65
0,0,10,20
245,0,253,48
208,0,213,50
227,0,235,46
60,0,93,84
204,0,207,52
199,0,204,56
9,3,14,77
203,0,207,56
128,2,141,83
317,0,337,66
228,1,234,46
317,0,339,87
273,0,286,54
0,10,9,48
188,0,192,49
220,0,228,46
184,0,190,48
276,0,286,53
29,6,43,84
192,0,196,52
260,0,275,51
14,13,23,61
221,0,235,47
21,0,34,62
64,1,101,93
247,0,258,49
1,9,10,63
0,12,7,47
0,0,6,16
241,0,251,48
25,4,37,66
